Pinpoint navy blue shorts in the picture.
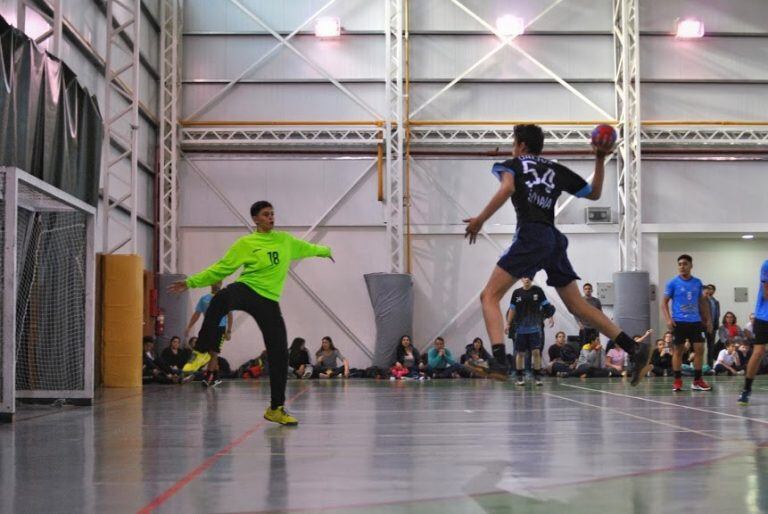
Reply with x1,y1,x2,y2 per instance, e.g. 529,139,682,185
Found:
497,222,580,287
515,331,543,353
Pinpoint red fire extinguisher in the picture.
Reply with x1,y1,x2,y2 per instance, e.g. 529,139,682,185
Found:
155,309,165,336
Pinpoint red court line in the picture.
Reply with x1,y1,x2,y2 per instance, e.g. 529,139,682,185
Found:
137,387,310,514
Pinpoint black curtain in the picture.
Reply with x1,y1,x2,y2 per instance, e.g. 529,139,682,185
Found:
0,15,103,206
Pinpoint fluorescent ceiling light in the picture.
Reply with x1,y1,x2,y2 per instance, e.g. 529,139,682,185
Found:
676,19,705,38
315,17,341,38
496,15,525,37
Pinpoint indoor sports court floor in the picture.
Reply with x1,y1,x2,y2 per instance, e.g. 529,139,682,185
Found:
2,378,768,513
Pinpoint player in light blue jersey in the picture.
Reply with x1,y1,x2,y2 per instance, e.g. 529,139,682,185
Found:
737,259,768,405
662,254,713,392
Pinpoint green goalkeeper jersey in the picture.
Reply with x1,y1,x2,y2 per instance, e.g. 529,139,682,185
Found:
185,230,332,301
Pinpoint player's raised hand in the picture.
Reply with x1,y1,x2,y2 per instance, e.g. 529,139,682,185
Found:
463,217,483,244
591,141,615,158
168,280,188,294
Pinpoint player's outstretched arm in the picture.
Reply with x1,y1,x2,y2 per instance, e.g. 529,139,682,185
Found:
464,172,515,244
289,235,333,261
585,139,616,200
170,241,245,294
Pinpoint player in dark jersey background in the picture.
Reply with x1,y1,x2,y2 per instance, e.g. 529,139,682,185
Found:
464,124,651,385
506,278,555,385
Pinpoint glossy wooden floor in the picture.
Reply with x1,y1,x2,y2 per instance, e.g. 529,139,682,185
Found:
2,376,768,513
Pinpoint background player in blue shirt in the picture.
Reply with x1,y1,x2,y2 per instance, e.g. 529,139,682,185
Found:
737,259,768,405
185,281,233,384
464,124,651,386
662,254,713,392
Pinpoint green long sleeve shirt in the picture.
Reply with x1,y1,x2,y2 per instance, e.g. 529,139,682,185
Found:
185,230,332,301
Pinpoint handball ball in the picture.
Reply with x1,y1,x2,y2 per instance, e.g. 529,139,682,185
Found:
591,124,617,148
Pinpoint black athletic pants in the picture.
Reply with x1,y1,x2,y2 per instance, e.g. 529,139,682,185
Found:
197,282,288,408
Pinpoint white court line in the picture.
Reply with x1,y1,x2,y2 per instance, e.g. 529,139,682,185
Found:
543,392,736,443
561,383,768,427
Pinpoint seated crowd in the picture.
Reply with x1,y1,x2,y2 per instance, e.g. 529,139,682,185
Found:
143,317,768,384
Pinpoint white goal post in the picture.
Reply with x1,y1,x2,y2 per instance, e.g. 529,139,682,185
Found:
0,167,96,421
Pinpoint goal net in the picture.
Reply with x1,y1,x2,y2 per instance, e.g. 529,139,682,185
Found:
0,167,95,420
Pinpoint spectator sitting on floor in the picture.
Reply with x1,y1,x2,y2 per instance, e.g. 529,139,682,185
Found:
315,336,350,378
574,333,609,378
604,342,628,377
650,339,673,377
160,336,190,377
736,339,751,371
716,311,744,356
461,337,493,378
547,331,577,377
714,342,743,376
427,337,460,378
744,313,756,343
391,335,421,380
461,337,493,364
143,337,178,384
289,337,312,379
547,331,567,363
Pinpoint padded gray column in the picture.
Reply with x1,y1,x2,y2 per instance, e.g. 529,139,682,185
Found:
613,271,651,338
365,273,413,368
156,273,190,350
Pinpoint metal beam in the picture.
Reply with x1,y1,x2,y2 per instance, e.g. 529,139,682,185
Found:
384,0,405,273
448,0,613,120
185,0,340,121
15,0,62,56
226,0,383,120
159,0,180,272
614,0,642,271
410,0,565,119
101,0,141,254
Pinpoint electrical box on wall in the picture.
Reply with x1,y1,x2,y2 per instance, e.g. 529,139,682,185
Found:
596,282,614,305
735,287,749,303
585,207,612,224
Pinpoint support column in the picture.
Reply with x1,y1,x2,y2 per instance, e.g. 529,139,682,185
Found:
101,0,141,255
384,0,405,273
159,0,180,272
613,0,642,271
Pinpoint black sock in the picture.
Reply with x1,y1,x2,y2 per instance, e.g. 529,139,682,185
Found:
492,343,507,364
694,369,702,380
674,371,682,379
517,370,524,380
745,378,754,392
271,402,281,410
533,369,541,377
614,332,636,355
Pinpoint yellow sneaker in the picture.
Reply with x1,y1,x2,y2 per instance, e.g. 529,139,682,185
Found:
264,406,298,426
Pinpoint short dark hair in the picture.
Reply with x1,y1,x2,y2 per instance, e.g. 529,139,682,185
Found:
142,336,155,344
250,201,273,217
583,283,593,289
513,124,544,154
677,254,692,264
706,284,716,292
435,336,445,343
